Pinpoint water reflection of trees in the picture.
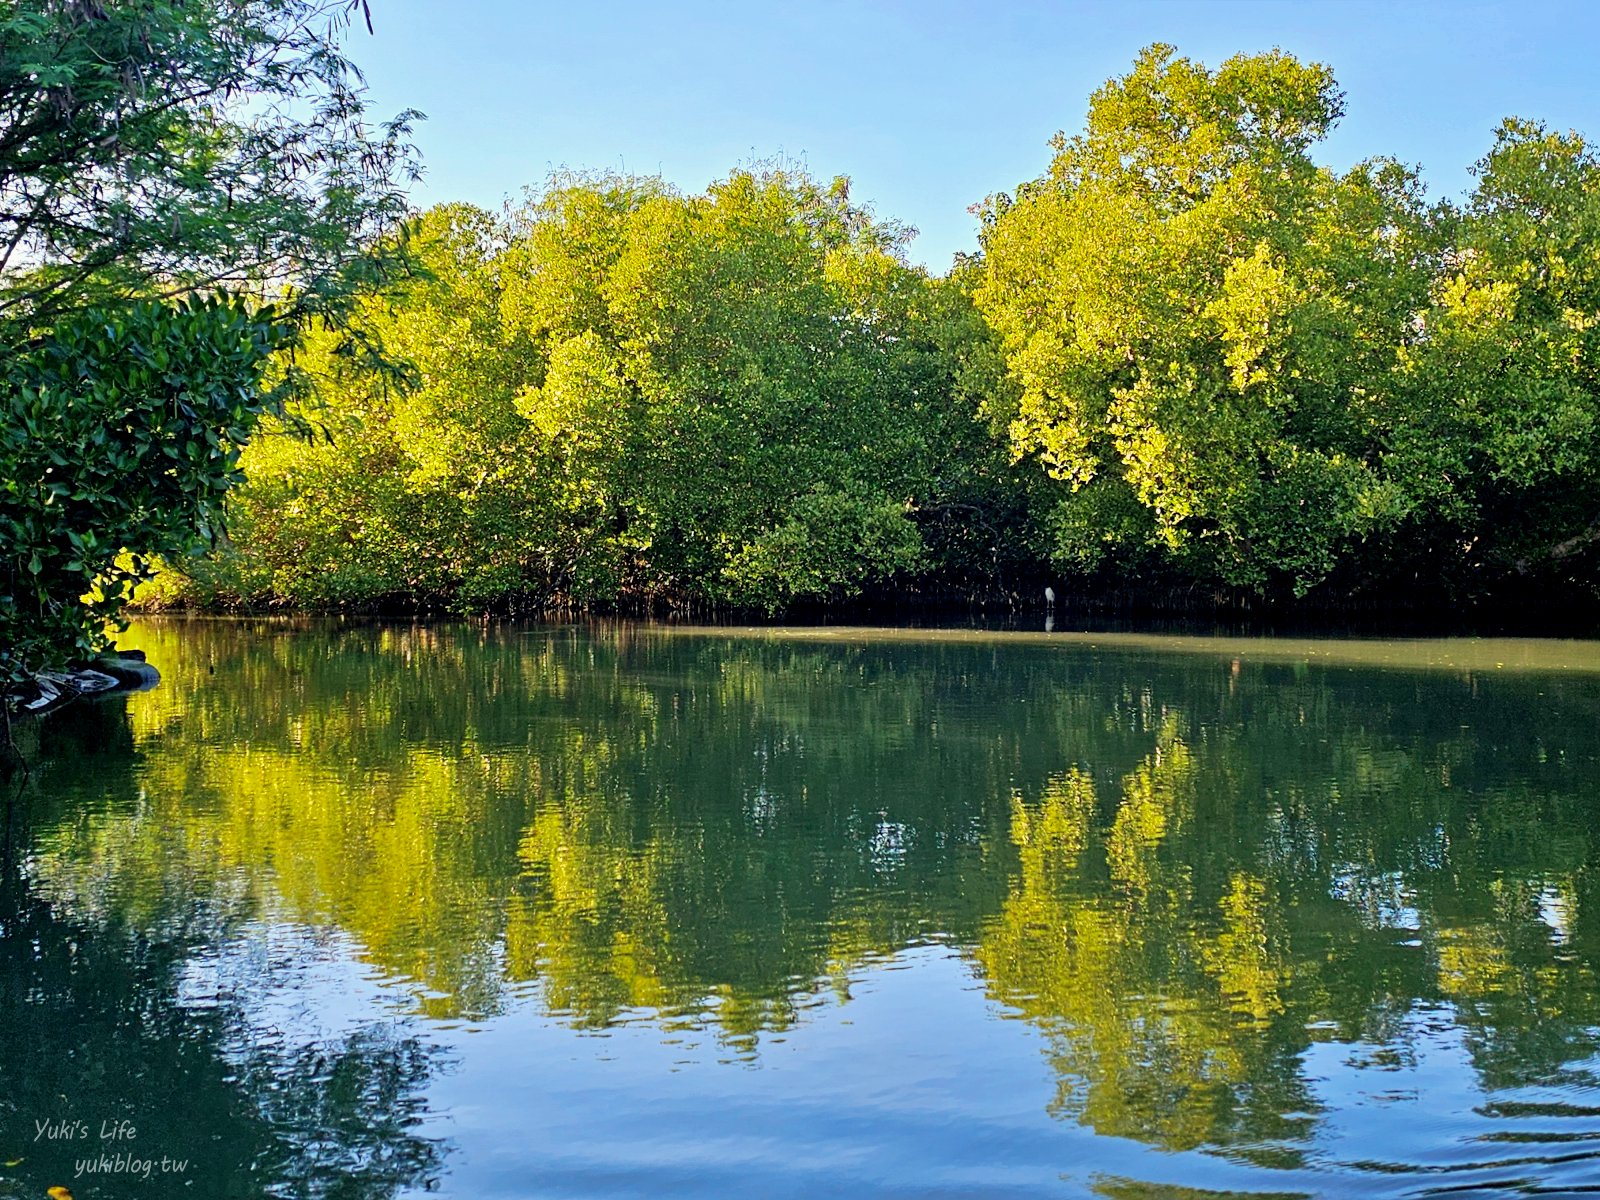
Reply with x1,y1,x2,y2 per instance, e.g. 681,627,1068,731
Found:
980,668,1600,1156
17,619,1600,1157
0,858,445,1198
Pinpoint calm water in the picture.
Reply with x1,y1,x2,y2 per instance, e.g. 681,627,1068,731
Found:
4,618,1600,1199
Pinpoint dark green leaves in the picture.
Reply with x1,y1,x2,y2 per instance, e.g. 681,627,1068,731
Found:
1,296,287,682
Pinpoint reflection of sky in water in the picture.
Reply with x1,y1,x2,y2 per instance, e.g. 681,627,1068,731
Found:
1299,1006,1600,1193
177,918,422,1033
407,945,1312,1200
1539,887,1572,944
183,928,1598,1200
868,819,910,870
1329,867,1422,933
158,912,1600,1199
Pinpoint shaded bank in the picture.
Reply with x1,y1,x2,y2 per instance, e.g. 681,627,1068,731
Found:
128,582,1600,642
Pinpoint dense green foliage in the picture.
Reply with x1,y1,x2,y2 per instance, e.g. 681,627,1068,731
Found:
0,0,417,330
170,173,1028,611
975,46,1436,592
0,297,286,681
152,45,1600,618
975,44,1600,602
1408,119,1600,582
0,0,417,683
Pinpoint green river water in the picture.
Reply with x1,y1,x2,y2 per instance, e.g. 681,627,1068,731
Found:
3,618,1599,1198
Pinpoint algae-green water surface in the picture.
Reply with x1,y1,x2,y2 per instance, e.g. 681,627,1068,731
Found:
4,618,1600,1198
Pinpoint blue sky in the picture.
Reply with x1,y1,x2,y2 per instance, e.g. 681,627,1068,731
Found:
352,0,1600,270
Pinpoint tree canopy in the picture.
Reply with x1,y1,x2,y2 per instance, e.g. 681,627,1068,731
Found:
974,45,1439,592
185,168,1019,612
974,44,1600,603
1,0,419,684
0,0,418,330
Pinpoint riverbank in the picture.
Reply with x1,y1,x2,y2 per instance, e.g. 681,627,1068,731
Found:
126,573,1600,641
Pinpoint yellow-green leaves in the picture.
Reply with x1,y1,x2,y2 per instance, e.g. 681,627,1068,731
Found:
190,167,990,614
139,46,1600,618
518,332,629,451
1206,245,1301,397
976,45,1440,595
